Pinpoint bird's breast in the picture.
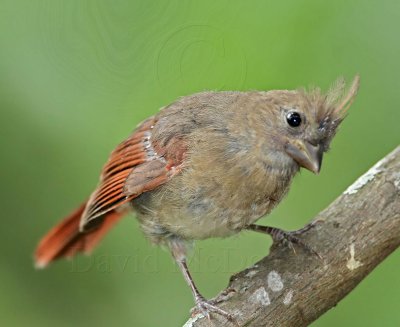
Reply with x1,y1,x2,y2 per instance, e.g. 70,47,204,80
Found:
133,160,293,241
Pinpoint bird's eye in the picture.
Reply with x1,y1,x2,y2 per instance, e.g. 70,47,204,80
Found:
286,112,302,127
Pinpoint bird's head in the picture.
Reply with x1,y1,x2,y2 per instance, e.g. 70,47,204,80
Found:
259,75,360,174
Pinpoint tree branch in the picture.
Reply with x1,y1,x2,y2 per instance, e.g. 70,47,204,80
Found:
184,146,400,327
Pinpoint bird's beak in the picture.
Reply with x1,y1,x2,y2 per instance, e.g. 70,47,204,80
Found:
285,140,323,174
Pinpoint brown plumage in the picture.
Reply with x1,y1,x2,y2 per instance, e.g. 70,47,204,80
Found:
35,75,360,320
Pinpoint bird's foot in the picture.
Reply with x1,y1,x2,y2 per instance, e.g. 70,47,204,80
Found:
248,220,322,259
269,221,322,259
191,296,237,324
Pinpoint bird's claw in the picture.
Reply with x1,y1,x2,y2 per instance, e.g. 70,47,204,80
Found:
191,296,236,324
271,221,323,260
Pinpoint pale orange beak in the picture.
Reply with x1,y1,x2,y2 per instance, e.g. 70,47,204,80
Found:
285,140,323,174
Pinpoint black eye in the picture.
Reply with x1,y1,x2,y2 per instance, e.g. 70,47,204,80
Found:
286,112,302,127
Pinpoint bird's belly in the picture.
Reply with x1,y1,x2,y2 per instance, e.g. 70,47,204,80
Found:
133,187,276,241
172,201,273,239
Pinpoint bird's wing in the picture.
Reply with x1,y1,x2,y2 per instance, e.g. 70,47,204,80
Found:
79,116,185,231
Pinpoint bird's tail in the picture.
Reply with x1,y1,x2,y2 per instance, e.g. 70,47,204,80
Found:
34,203,124,268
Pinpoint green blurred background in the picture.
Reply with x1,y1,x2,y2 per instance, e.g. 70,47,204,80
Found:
1,0,399,326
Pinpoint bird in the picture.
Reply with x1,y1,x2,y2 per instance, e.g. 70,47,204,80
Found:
35,75,360,321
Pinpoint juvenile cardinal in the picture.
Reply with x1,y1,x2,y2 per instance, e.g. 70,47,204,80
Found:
35,76,360,320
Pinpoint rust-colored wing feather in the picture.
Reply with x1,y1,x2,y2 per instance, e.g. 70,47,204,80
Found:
79,117,183,231
35,116,185,267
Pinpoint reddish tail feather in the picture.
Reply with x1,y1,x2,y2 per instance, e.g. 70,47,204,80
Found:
35,203,124,268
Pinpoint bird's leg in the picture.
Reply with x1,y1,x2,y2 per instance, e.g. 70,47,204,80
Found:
168,237,235,322
247,221,322,259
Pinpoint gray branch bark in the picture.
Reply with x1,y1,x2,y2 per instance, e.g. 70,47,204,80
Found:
184,146,400,327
